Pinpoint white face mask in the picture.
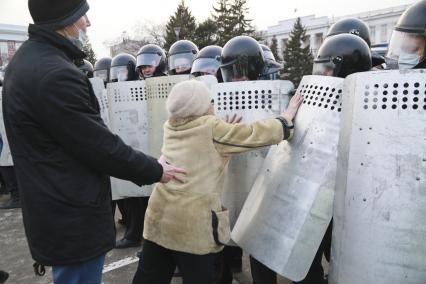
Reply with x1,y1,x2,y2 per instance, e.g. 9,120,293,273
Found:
65,24,88,50
398,52,421,69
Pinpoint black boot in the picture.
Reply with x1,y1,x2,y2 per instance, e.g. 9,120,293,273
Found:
0,193,20,209
0,270,9,283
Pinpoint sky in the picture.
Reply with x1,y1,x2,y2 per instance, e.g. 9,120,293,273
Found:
0,0,416,57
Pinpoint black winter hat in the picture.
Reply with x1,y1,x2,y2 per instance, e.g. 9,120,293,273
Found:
28,0,89,30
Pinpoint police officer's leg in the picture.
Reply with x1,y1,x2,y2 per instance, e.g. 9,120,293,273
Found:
0,166,20,209
293,232,327,284
132,240,175,284
250,255,277,284
124,197,148,242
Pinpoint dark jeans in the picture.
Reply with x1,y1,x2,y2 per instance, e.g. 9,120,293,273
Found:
52,254,105,284
132,240,217,284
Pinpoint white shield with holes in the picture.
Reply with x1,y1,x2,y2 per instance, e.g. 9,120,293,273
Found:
211,80,294,235
107,81,152,199
330,69,426,284
90,78,110,126
146,75,192,157
231,75,344,280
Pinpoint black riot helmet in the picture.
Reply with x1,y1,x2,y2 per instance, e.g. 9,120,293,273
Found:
259,44,283,80
136,44,167,79
94,57,112,84
110,53,137,82
327,18,371,47
191,45,223,82
168,40,199,75
220,36,265,82
76,59,94,78
313,34,372,78
386,0,426,69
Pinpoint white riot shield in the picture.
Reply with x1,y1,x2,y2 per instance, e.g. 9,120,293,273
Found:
146,75,192,157
0,87,13,166
212,80,294,233
106,81,152,200
89,78,110,126
231,75,344,280
330,69,426,284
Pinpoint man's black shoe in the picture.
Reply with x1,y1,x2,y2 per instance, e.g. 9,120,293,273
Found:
114,238,141,249
0,270,9,283
0,198,21,209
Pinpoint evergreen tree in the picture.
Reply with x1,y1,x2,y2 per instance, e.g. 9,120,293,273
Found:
282,18,313,86
270,35,281,61
212,0,234,46
83,39,97,65
230,0,255,36
193,18,218,49
164,0,197,51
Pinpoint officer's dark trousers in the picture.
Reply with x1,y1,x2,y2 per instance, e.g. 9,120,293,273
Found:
0,166,19,199
132,240,217,284
250,256,277,284
250,221,333,284
123,197,149,242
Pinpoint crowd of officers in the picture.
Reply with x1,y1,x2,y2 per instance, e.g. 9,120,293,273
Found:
71,1,424,283
1,0,425,283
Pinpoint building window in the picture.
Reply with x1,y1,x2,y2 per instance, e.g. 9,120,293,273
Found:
370,26,376,45
380,24,387,43
315,33,323,46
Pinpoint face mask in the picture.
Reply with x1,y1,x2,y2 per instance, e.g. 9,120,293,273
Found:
398,52,420,69
65,24,88,50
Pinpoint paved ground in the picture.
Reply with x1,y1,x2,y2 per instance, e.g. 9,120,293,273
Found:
0,194,299,284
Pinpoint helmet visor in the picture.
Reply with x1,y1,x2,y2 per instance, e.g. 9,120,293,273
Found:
312,61,337,77
136,53,162,68
94,70,108,82
168,53,195,73
191,58,220,75
110,66,129,82
385,30,426,69
220,56,252,82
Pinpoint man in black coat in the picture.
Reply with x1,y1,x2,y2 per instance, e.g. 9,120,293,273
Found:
1,0,185,283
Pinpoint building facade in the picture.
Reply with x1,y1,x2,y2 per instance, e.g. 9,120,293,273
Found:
0,24,28,67
264,4,410,57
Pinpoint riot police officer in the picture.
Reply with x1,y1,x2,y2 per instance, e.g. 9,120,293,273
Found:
94,56,112,86
220,36,265,82
302,33,372,284
110,53,137,82
385,0,426,70
313,33,372,78
136,44,167,79
168,40,199,75
326,17,385,67
191,45,223,82
76,59,94,78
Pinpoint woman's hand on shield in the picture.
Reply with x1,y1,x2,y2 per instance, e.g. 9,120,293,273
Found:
224,114,243,124
158,155,187,184
282,93,304,122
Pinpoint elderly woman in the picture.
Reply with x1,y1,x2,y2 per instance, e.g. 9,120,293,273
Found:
132,80,303,284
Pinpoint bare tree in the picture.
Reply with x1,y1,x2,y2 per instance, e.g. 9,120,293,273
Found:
134,21,166,47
